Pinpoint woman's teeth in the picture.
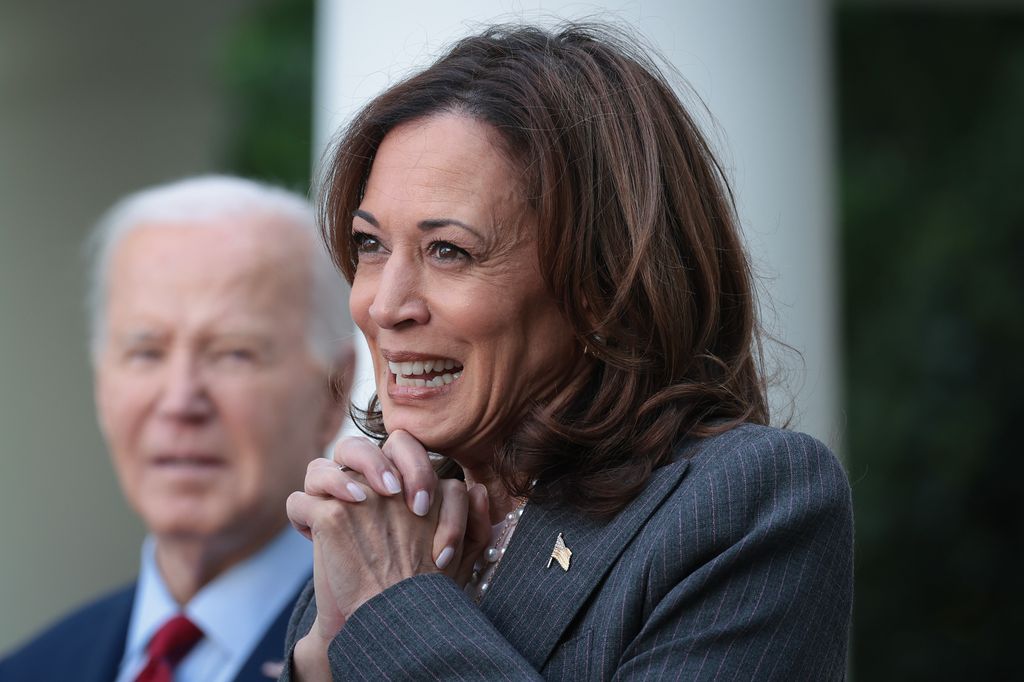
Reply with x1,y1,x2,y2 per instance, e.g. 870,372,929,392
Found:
388,358,463,388
389,358,457,374
396,374,460,388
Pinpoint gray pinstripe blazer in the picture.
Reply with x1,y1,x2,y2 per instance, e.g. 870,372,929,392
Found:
280,424,853,680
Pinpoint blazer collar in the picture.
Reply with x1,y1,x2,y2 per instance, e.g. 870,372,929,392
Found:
232,575,311,680
480,455,692,669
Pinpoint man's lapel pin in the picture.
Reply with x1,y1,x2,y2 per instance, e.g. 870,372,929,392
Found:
261,661,285,678
547,532,572,571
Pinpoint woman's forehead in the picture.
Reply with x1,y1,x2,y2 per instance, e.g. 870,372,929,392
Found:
360,114,528,229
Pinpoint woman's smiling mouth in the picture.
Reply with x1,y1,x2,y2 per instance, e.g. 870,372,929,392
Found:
387,357,464,388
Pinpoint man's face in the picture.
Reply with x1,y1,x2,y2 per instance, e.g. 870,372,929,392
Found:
95,217,342,558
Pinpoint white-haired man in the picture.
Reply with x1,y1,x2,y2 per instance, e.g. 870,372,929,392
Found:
0,176,353,681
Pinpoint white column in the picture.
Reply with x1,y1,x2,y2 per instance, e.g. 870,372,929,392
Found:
314,0,839,446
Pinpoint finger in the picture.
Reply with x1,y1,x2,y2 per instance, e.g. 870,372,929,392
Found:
464,484,491,557
309,457,372,486
304,460,369,503
286,491,316,540
332,436,403,498
383,430,438,518
455,484,491,584
432,479,468,573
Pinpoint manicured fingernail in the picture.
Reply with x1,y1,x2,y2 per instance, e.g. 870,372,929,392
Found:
413,490,430,517
346,482,367,501
435,546,455,570
382,471,402,495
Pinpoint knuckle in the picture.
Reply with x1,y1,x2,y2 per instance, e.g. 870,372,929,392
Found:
412,457,437,478
337,434,370,449
380,436,401,461
334,435,375,461
384,430,423,457
439,479,467,499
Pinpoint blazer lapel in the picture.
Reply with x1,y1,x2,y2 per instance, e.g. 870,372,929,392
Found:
480,456,691,669
90,589,135,679
233,577,310,681
77,586,135,682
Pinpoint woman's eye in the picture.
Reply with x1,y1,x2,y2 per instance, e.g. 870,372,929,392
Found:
352,231,381,254
428,241,470,262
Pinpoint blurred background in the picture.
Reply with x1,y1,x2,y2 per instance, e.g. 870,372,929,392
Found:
0,0,1020,678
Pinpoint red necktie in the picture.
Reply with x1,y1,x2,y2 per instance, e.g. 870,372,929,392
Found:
134,614,204,682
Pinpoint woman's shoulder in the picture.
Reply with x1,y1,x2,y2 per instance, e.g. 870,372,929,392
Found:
681,423,844,481
623,423,854,675
660,422,852,523
630,423,854,593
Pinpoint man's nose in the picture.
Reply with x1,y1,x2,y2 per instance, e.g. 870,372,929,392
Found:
156,353,213,421
367,256,430,329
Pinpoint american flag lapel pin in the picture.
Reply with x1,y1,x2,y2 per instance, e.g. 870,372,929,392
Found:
547,532,572,572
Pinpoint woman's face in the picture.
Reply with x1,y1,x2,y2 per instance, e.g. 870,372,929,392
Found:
349,113,577,469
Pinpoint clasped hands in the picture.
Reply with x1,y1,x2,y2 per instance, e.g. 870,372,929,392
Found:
286,430,491,654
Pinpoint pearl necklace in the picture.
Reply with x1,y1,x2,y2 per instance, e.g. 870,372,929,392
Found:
466,500,526,603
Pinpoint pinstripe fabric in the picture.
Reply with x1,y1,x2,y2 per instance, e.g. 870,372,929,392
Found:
280,424,853,681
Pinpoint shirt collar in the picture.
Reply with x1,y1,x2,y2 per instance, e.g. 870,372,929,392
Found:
124,528,312,664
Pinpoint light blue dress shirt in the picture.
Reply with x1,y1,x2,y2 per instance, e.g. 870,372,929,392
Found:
115,527,312,682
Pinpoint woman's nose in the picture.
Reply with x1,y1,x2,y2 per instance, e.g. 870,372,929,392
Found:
368,257,430,329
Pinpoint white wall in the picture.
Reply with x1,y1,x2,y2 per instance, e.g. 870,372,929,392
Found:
314,0,840,447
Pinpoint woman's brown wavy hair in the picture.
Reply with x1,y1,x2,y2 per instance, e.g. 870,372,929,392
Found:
320,22,769,517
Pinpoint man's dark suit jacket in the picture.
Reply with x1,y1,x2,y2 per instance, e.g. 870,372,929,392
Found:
282,424,854,680
0,579,305,681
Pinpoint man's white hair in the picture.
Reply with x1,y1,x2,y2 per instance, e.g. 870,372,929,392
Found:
86,175,351,370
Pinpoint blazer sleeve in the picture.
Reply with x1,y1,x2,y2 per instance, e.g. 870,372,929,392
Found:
279,574,541,681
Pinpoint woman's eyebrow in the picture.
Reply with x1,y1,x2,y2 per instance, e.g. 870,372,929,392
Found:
418,218,483,240
354,209,484,241
352,209,379,227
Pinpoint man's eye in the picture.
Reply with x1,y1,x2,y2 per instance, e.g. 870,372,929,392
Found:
352,231,381,254
216,348,256,364
428,241,470,262
126,348,162,363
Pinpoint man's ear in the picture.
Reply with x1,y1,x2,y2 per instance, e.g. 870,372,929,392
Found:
319,342,356,447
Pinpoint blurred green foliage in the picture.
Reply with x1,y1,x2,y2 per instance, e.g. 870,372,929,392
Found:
220,0,314,193
839,9,1024,679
